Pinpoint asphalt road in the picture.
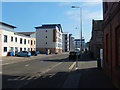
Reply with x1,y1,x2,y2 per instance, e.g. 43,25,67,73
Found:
2,53,76,89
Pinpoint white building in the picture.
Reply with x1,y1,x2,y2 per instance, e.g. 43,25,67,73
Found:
62,32,69,52
0,22,31,56
75,38,86,51
35,24,63,54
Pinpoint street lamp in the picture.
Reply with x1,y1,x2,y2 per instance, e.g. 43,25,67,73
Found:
71,6,82,70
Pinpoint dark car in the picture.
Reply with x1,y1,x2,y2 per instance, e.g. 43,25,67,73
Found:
69,51,81,60
31,51,37,56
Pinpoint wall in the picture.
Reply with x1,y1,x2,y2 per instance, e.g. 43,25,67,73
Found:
2,30,30,56
103,2,120,86
30,37,36,51
0,29,2,57
36,27,62,54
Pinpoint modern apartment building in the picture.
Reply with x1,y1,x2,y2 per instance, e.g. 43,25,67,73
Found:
16,32,36,51
0,22,31,56
69,34,75,51
74,38,86,51
62,32,69,52
35,24,63,54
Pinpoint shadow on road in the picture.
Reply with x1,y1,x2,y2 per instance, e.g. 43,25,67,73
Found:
2,68,115,89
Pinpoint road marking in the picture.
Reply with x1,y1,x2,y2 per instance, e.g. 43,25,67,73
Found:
25,64,29,67
20,76,28,80
27,76,35,80
69,62,76,71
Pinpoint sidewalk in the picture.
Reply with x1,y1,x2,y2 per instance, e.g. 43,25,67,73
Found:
63,52,115,88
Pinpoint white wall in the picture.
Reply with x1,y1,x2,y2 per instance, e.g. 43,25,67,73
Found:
2,30,30,56
36,28,62,49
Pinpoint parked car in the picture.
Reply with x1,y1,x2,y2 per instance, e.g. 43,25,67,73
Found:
15,51,31,57
31,51,37,56
69,51,81,60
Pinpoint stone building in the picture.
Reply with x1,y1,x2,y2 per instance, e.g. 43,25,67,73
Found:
90,20,104,59
103,1,120,86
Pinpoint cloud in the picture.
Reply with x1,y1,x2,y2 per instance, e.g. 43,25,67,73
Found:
59,2,72,6
66,9,103,22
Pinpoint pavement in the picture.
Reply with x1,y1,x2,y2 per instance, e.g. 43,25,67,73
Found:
62,52,115,88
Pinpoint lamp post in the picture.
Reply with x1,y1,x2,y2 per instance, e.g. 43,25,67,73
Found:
71,6,82,70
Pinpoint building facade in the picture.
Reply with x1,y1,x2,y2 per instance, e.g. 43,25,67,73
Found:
16,32,36,51
74,38,86,51
0,22,31,56
35,24,63,54
0,28,2,57
69,35,75,51
89,20,104,59
62,32,69,52
103,2,120,86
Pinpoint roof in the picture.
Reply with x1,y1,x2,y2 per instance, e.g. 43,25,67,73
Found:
35,24,63,33
0,21,17,28
16,32,35,36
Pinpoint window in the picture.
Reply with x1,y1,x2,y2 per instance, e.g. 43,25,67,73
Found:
4,35,7,42
46,30,47,32
46,42,47,44
20,48,22,52
24,39,26,44
46,36,47,38
10,47,14,52
15,47,18,52
31,40,33,45
34,41,35,45
11,36,13,42
28,40,30,44
24,48,26,51
28,48,30,51
116,28,120,66
20,38,22,44
4,47,7,52
15,37,17,42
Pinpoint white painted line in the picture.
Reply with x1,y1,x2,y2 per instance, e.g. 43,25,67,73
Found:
25,64,29,67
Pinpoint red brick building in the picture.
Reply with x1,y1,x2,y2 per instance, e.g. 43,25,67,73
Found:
103,2,120,86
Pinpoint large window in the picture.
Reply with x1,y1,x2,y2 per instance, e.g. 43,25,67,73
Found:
116,28,120,66
31,40,33,45
4,35,7,42
15,37,17,42
20,48,22,52
11,36,13,42
20,38,22,44
4,47,7,52
24,39,26,44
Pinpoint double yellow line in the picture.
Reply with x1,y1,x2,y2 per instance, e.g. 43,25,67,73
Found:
69,62,76,71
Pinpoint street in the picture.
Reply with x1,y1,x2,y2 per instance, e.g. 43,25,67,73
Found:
2,53,115,89
2,53,76,89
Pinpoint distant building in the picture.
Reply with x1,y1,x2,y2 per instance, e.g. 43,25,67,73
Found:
69,34,75,51
89,20,104,59
35,24,63,54
0,22,31,56
74,38,86,51
16,32,36,51
62,32,69,52
103,2,120,86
